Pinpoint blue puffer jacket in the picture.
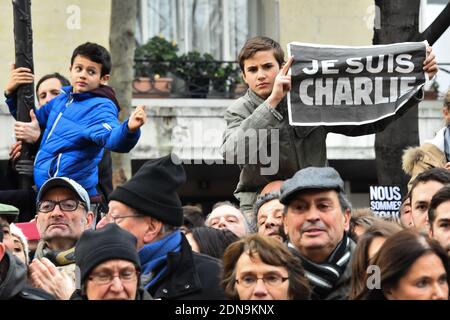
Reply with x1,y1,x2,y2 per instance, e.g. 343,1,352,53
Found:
8,85,140,196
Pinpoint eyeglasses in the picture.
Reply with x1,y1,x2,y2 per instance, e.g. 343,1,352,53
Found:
88,269,139,285
37,199,86,213
235,274,289,288
107,214,144,224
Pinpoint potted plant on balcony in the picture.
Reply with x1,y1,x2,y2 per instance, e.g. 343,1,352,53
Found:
210,62,235,97
172,51,217,98
133,35,178,97
229,67,248,98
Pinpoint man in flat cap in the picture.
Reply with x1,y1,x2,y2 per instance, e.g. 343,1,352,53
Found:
280,166,355,300
98,154,226,300
0,203,20,251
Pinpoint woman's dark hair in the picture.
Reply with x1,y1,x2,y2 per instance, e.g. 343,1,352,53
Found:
36,73,70,95
187,227,238,259
354,229,450,300
222,234,311,300
349,212,402,242
349,221,402,299
71,42,112,76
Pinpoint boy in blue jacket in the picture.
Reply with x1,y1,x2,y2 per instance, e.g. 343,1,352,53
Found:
8,42,146,199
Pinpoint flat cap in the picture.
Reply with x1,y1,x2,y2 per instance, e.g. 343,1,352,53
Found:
280,167,344,205
0,203,19,223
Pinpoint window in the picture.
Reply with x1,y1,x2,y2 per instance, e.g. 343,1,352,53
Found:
137,0,279,60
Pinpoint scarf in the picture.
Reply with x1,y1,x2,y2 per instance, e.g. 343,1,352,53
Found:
289,233,352,299
139,231,182,290
34,240,76,266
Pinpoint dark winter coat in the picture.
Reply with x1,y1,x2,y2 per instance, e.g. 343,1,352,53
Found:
147,235,227,300
69,287,153,300
0,251,55,300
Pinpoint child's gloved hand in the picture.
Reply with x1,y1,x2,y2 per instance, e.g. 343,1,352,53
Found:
128,105,147,132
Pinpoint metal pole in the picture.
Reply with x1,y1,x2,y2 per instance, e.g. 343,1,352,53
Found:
12,0,35,189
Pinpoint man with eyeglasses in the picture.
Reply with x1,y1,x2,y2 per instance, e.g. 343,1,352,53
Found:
71,223,152,300
97,154,226,300
28,177,95,299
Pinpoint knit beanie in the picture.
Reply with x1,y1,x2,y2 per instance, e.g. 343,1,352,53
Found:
75,223,140,283
108,154,186,226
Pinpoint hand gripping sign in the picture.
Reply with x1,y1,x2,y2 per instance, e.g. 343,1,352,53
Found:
287,42,427,128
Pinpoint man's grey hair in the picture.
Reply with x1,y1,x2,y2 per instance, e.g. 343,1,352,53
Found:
205,203,252,234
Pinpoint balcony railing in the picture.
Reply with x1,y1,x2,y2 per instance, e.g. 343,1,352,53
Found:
133,58,248,99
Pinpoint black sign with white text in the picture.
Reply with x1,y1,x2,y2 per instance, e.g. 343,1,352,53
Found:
287,42,427,127
369,185,402,220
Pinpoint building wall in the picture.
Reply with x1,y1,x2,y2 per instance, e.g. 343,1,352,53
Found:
278,0,374,49
0,0,111,93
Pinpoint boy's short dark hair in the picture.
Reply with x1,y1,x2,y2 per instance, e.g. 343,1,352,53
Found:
429,185,450,226
238,36,285,74
71,42,112,77
409,168,450,201
36,73,70,94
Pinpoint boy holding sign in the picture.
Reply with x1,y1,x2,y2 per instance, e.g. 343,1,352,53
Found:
222,36,438,220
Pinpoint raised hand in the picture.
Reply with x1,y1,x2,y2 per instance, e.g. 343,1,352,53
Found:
5,63,34,96
424,46,438,80
128,105,147,132
14,109,41,143
267,56,294,108
29,257,75,300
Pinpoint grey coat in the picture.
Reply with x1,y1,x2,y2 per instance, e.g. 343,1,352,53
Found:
222,89,422,214
221,89,328,212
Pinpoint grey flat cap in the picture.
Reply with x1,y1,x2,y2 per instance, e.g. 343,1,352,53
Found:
280,167,344,204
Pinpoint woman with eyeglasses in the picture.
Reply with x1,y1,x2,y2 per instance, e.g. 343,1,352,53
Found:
222,234,310,300
71,223,152,300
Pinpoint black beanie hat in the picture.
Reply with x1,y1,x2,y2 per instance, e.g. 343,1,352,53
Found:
75,223,140,283
108,154,186,226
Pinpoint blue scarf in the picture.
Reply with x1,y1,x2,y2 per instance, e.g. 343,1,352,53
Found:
138,231,182,290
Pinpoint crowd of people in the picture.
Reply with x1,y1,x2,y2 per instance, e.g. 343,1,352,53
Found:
0,36,449,301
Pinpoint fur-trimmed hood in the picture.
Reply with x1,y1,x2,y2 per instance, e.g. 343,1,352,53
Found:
402,142,446,189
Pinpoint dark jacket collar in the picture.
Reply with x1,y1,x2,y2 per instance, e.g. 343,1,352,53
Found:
149,234,203,299
70,287,153,300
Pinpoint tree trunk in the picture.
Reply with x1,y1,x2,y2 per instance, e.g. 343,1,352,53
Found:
374,0,450,194
109,0,138,187
13,0,34,189
373,0,421,195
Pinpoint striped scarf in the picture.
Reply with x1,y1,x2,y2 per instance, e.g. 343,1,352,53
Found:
289,233,352,300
